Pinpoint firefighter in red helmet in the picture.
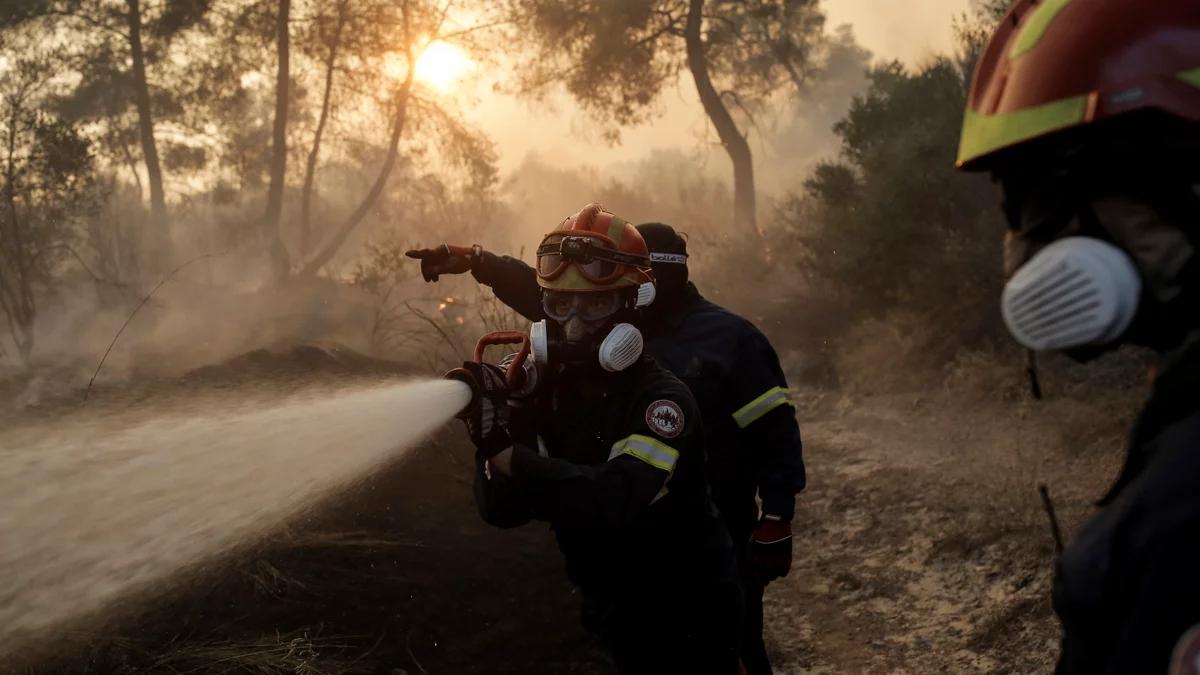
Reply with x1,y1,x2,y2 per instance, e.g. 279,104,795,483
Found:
452,204,743,674
412,217,804,674
958,1,1200,672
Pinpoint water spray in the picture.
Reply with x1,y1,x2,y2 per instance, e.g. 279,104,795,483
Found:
0,378,471,655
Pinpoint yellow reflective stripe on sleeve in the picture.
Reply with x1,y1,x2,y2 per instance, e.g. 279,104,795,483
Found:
1181,68,1200,89
732,386,793,429
607,434,680,473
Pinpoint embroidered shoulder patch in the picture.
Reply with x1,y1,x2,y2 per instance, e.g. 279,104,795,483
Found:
645,399,685,439
1171,625,1200,675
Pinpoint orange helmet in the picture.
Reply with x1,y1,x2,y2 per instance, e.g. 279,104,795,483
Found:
536,203,653,292
957,0,1200,170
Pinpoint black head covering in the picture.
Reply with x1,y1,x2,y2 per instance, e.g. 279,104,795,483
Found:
636,222,689,305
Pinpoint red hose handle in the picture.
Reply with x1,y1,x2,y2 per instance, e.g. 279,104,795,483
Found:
473,331,530,389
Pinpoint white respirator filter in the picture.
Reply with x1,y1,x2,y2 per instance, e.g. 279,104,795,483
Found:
530,320,550,366
598,322,644,372
636,282,657,308
1001,237,1142,351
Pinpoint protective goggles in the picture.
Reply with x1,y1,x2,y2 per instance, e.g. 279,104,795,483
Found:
541,289,623,323
536,234,650,284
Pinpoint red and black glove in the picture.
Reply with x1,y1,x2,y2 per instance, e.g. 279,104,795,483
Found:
457,361,511,458
405,244,482,282
749,515,792,582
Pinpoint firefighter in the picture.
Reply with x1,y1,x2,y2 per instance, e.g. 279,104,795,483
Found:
409,224,805,675
956,2,1200,672
451,204,743,674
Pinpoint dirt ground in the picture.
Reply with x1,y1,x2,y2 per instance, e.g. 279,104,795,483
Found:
8,345,1141,674
763,386,1127,674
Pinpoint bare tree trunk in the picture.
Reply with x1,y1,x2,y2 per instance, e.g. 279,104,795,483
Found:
263,0,292,281
298,71,415,278
298,0,347,259
0,102,34,364
685,0,758,235
126,0,168,252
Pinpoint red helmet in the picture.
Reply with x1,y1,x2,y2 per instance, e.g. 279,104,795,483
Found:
957,0,1200,170
536,204,653,292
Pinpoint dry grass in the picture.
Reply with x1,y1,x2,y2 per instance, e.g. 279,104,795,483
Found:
82,629,365,675
830,312,944,394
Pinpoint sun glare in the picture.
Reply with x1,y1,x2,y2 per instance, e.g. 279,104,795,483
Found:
414,41,473,92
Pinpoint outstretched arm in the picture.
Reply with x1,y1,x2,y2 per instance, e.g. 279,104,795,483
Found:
471,252,545,323
405,244,545,322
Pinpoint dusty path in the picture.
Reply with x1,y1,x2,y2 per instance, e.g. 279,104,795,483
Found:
760,388,1125,674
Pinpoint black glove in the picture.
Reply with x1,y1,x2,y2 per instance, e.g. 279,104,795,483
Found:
749,515,793,582
459,361,511,458
405,244,481,282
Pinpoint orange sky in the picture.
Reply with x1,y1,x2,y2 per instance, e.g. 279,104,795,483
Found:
466,0,971,186
825,0,972,66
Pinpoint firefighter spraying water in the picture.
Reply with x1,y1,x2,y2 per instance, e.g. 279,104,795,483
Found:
411,218,806,674
439,204,744,674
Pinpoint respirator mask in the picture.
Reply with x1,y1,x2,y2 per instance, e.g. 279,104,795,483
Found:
1002,237,1142,351
530,287,654,373
1000,185,1198,355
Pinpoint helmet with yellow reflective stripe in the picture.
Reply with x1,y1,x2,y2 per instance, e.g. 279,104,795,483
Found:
957,0,1200,171
536,203,653,292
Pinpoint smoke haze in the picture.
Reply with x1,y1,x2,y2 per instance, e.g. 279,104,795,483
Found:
474,0,970,187
824,0,971,65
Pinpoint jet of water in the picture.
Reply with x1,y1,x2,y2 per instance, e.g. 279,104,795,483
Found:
0,378,471,653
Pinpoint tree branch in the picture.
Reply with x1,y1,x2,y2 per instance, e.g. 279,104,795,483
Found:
719,89,762,138
40,9,130,40
297,23,417,277
435,19,513,42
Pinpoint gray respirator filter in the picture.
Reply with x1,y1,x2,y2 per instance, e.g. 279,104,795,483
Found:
1001,237,1142,351
529,320,644,372
597,323,644,372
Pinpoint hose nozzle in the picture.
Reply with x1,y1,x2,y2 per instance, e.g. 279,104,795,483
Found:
443,367,481,419
442,330,533,418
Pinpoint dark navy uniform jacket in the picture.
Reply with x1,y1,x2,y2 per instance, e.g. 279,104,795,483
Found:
473,356,740,666
473,253,806,539
1053,338,1200,674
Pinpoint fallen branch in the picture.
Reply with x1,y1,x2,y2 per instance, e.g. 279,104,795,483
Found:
1037,484,1064,555
84,252,222,401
